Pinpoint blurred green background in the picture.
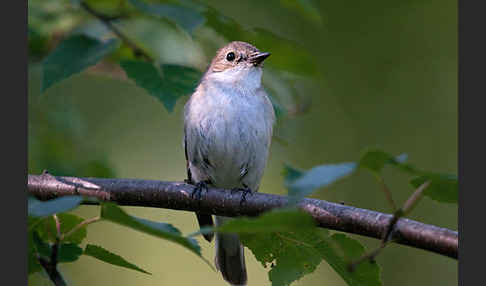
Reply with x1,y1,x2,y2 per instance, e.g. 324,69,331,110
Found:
28,0,457,285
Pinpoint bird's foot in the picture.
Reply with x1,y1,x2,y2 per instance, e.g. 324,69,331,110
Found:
191,180,211,203
231,186,253,207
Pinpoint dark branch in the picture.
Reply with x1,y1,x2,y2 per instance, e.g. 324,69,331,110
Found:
27,174,458,259
38,255,67,286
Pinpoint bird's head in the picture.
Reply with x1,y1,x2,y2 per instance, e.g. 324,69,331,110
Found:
205,41,270,88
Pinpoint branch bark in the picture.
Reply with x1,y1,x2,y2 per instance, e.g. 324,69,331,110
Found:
27,173,458,259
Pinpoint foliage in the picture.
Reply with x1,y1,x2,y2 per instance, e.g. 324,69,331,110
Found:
27,0,456,285
284,149,458,204
218,209,381,286
84,244,151,274
42,35,119,92
120,60,202,112
100,202,204,258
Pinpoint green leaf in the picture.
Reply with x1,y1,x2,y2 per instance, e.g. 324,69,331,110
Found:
218,208,316,234
202,8,317,76
58,243,83,263
28,231,42,274
358,149,411,174
120,60,202,112
28,26,48,59
29,230,83,267
218,209,320,285
254,229,329,286
28,196,83,218
28,216,43,231
358,149,458,204
37,213,88,244
320,234,382,286
32,231,52,259
283,165,304,185
128,0,204,34
42,35,118,92
410,173,458,203
220,209,381,286
84,244,151,275
100,203,202,257
280,0,323,26
284,162,357,202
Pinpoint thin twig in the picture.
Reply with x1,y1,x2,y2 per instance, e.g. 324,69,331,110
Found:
402,181,430,215
53,214,61,238
38,256,67,286
375,175,397,212
80,1,154,62
348,181,432,270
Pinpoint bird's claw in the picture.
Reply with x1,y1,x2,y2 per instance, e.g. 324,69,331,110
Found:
192,181,210,203
231,187,253,207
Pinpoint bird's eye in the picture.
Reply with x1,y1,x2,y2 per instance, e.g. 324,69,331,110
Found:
226,52,235,62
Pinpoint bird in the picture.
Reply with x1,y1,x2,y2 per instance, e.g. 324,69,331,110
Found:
183,41,275,285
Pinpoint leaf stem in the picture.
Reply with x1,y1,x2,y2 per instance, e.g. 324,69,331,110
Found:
348,180,431,270
53,214,61,239
375,174,397,212
61,216,101,241
402,181,430,215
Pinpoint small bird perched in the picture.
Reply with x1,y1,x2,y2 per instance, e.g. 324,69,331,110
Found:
183,41,275,285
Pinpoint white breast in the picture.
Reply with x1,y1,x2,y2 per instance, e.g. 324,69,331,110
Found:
184,68,275,191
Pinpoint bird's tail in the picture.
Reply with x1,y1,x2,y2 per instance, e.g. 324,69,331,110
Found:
215,216,247,286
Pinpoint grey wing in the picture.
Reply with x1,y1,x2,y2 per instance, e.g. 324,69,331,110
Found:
183,97,213,184
184,96,215,242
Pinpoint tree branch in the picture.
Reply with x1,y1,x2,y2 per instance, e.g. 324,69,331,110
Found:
27,173,458,259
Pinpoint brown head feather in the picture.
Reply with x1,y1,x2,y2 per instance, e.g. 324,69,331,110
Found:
209,41,262,72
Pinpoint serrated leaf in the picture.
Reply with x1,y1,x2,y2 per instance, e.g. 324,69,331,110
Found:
260,230,329,286
128,0,204,34
120,60,201,112
410,174,458,203
58,243,83,263
358,150,412,174
37,213,87,244
100,203,201,257
320,234,382,286
219,209,322,285
28,196,83,218
284,162,357,202
220,209,381,286
42,35,118,92
84,244,151,274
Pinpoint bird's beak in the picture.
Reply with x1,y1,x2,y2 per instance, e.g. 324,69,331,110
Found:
248,52,271,66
